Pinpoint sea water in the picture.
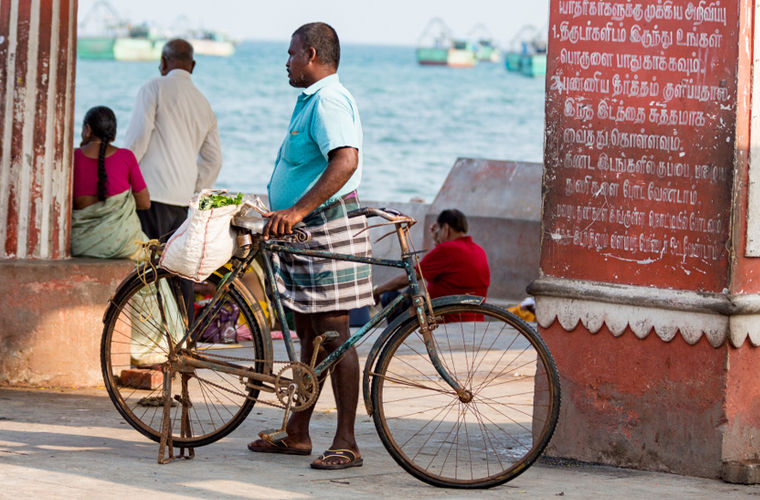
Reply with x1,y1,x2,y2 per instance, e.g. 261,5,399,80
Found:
75,40,546,203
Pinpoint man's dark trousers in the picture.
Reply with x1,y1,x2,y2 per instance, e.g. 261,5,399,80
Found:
138,201,195,323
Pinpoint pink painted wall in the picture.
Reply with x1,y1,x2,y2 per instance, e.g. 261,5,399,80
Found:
0,259,133,386
542,322,727,477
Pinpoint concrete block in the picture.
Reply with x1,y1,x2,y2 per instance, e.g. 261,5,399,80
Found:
0,258,134,387
722,461,760,484
427,158,542,301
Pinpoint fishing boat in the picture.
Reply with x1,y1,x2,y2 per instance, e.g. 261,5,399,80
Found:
168,17,236,58
468,24,501,63
77,1,165,61
416,18,477,68
504,25,547,77
188,30,236,57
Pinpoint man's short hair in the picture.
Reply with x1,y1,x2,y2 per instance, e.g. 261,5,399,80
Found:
293,22,340,68
162,38,194,63
437,209,468,233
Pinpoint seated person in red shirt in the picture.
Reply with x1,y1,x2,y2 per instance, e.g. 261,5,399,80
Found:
373,209,490,321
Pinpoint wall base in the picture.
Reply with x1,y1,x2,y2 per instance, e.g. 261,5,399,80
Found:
0,259,133,387
540,321,760,479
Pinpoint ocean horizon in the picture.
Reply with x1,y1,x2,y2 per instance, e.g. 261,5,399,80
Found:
75,40,546,203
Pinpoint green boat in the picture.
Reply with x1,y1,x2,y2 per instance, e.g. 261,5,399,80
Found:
505,52,522,71
416,19,477,67
77,1,165,61
416,47,448,65
468,24,501,63
520,53,547,77
475,41,501,63
78,35,165,61
504,25,547,78
77,37,115,59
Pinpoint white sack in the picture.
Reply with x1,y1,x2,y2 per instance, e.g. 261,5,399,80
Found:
159,190,241,282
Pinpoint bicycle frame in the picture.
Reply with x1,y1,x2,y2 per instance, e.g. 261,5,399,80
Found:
184,218,467,397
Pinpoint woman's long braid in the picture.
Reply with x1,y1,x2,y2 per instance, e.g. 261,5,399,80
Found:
82,105,117,202
96,139,108,201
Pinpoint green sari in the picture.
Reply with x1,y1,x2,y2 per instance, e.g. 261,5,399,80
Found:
71,189,146,261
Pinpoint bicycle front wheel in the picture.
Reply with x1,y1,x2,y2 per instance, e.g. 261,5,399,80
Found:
101,267,268,447
370,302,560,488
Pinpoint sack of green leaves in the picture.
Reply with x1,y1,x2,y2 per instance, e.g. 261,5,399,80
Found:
159,189,245,282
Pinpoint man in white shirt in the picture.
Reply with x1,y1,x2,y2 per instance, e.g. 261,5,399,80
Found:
125,38,222,242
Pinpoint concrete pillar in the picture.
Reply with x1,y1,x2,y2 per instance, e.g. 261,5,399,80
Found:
0,0,77,259
531,0,760,479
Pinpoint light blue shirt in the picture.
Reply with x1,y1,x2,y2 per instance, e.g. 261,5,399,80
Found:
267,74,363,211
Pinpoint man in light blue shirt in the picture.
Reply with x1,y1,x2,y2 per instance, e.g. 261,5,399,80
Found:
250,22,372,471
267,72,362,212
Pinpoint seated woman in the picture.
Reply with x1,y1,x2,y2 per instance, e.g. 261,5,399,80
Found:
71,106,150,261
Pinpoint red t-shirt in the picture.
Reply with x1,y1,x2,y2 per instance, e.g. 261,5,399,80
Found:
419,236,490,299
73,148,147,198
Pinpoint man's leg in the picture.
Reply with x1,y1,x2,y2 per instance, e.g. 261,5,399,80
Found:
307,310,361,466
248,310,361,464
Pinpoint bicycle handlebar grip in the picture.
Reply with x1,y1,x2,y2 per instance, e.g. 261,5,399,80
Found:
291,228,311,243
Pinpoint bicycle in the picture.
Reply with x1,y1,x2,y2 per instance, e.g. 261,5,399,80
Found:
100,205,561,489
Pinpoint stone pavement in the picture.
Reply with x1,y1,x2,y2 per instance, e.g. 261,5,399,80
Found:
1,386,759,499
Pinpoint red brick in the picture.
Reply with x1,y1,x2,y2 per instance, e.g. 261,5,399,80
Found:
119,369,163,390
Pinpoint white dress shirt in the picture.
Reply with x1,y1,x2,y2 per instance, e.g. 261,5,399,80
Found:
125,69,222,206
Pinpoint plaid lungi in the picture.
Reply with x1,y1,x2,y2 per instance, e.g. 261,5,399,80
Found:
272,194,374,314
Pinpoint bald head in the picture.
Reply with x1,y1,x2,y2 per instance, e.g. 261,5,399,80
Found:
160,39,195,75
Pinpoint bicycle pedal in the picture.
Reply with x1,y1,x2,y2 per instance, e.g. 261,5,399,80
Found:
258,429,288,444
322,330,339,340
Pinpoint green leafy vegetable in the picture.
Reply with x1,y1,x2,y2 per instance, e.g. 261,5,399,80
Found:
198,192,243,210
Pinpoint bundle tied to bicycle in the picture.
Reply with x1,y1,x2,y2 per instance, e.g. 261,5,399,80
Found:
158,189,267,282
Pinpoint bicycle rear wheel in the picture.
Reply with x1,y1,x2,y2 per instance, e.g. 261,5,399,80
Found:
101,266,268,447
370,302,560,488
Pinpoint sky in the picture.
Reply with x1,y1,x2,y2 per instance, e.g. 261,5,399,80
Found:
78,0,550,47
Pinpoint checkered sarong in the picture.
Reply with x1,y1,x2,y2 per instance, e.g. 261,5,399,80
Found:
272,194,374,314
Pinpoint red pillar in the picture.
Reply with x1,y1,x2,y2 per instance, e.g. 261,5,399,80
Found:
0,0,77,260
532,0,760,479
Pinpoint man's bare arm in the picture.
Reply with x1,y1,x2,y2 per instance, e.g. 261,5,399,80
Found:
263,147,358,238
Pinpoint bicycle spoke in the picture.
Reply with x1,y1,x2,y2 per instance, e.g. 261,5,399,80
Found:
102,269,264,447
372,303,560,488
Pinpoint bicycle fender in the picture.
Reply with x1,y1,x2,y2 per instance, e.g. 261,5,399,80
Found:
361,294,485,416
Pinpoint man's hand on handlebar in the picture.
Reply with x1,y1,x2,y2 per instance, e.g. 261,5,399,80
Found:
262,207,307,239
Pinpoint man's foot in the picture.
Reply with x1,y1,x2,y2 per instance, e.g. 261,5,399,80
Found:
247,438,311,455
310,449,363,470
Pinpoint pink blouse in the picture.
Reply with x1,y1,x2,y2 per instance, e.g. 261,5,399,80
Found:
73,148,147,198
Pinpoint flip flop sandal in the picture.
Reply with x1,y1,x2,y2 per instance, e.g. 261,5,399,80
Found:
247,439,311,455
310,449,364,470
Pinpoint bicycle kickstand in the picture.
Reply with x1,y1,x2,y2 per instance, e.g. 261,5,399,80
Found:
157,369,195,463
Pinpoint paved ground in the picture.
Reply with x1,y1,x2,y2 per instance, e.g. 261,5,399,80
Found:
1,385,759,499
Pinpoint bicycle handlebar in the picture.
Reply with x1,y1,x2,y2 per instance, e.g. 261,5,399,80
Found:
233,206,414,243
346,207,416,225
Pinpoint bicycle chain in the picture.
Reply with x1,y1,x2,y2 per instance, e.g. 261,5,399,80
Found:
178,350,309,411
190,371,288,410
